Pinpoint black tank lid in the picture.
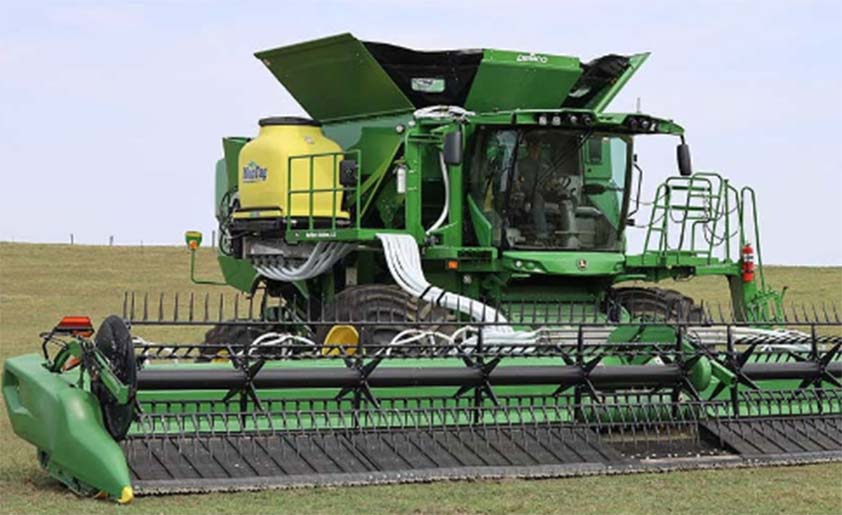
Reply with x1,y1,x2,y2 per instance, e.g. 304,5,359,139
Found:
258,116,321,127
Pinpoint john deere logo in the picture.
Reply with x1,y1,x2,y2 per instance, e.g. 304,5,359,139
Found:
516,53,549,64
577,259,588,270
242,161,268,183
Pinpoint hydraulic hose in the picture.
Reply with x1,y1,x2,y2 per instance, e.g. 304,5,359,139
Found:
378,233,513,333
425,152,450,236
254,242,353,282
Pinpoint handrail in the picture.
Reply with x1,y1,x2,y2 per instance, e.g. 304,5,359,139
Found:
740,186,766,291
641,172,759,267
285,150,362,232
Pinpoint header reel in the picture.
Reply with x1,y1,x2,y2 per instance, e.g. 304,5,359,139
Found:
4,294,841,502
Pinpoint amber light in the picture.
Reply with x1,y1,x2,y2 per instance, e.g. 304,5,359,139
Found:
445,260,459,270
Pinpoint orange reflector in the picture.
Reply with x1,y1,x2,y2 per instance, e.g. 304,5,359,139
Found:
62,356,81,371
445,260,459,270
55,316,94,337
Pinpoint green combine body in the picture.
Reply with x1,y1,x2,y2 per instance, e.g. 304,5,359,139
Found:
3,33,840,503
210,33,777,321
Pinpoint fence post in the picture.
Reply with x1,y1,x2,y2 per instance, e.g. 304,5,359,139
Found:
109,235,114,246
70,233,74,245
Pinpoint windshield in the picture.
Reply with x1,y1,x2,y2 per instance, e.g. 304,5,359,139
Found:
470,128,631,251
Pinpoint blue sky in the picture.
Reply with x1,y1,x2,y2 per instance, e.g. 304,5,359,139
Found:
1,1,840,264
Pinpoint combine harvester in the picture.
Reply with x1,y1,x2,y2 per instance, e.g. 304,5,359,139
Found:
4,34,841,503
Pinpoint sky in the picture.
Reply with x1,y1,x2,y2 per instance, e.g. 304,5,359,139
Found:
1,1,840,265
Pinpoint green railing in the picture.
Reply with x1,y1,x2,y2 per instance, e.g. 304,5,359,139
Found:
285,150,362,233
643,173,725,262
643,172,765,279
641,172,783,321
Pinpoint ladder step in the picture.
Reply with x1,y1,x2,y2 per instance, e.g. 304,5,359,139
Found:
670,185,711,192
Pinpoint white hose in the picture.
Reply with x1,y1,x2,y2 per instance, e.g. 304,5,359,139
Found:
378,233,513,333
254,242,353,282
426,153,451,236
242,332,318,357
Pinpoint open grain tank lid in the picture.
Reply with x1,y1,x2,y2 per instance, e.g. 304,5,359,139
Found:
255,33,649,123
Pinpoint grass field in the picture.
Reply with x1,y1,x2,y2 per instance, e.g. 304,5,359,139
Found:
1,242,840,514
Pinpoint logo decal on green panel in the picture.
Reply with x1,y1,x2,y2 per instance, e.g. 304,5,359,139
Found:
411,78,446,93
242,161,268,182
516,53,549,64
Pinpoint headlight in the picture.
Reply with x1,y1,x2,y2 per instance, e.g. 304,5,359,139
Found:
625,115,659,132
535,111,597,128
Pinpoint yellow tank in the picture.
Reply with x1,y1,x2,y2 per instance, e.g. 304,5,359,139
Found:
234,117,349,220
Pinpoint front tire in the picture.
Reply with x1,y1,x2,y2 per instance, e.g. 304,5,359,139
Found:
316,285,453,350
611,287,707,323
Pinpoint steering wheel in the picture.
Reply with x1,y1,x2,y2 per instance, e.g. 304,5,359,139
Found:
547,175,576,198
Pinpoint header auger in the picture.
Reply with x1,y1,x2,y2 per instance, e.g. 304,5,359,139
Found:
3,33,841,502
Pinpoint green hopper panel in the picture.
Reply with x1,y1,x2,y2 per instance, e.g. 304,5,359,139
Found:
256,33,414,122
254,33,647,122
465,49,582,112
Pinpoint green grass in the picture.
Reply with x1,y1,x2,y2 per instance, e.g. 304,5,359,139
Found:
1,242,841,514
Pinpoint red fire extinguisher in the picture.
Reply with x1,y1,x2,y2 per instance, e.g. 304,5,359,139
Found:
741,243,755,283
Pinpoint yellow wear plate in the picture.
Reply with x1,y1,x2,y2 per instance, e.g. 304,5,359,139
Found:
118,486,134,504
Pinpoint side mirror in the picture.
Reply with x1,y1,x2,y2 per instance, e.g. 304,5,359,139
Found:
676,143,692,177
443,130,463,165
